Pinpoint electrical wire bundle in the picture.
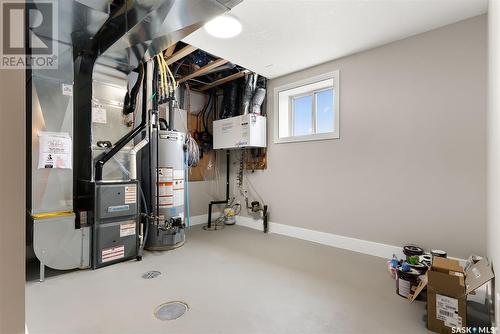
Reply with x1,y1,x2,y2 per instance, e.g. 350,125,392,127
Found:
155,52,178,103
185,134,200,167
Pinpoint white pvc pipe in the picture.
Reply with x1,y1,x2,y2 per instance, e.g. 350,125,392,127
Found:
129,138,149,180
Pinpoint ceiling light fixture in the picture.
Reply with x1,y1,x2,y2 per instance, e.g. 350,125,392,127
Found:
204,14,242,39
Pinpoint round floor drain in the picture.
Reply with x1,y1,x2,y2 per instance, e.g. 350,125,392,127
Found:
154,301,188,321
142,271,161,279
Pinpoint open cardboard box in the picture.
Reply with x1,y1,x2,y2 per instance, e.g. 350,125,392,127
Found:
408,257,494,333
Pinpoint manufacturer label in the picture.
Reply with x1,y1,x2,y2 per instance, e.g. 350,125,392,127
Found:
120,222,136,237
124,185,137,204
101,245,124,263
436,294,462,328
398,278,411,298
108,205,129,213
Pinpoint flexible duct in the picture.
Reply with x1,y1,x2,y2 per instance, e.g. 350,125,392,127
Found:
221,80,239,119
123,63,144,115
250,87,266,115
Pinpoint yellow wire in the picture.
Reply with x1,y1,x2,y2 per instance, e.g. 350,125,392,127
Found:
160,53,171,94
156,55,165,97
166,62,178,92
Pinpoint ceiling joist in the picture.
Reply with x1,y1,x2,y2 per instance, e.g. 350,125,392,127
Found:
164,45,197,65
178,59,229,84
164,43,177,57
198,70,251,91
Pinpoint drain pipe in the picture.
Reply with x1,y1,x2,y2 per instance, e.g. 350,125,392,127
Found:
129,138,149,180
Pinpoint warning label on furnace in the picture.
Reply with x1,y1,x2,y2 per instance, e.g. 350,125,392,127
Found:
436,294,462,328
120,222,136,237
101,245,124,263
124,185,137,204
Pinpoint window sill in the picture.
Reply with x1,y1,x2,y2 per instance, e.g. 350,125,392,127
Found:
274,132,340,144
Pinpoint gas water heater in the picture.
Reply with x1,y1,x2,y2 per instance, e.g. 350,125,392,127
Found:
146,129,186,250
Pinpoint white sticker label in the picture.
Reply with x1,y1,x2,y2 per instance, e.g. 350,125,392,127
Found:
159,196,173,207
62,83,73,96
173,169,184,180
38,132,72,169
221,123,233,134
398,278,411,298
120,222,136,237
92,105,107,124
158,167,173,182
101,245,124,263
436,294,461,328
124,185,137,204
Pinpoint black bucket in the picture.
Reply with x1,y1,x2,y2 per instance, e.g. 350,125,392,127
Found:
396,268,420,298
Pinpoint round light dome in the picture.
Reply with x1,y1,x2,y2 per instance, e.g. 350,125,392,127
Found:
204,15,242,39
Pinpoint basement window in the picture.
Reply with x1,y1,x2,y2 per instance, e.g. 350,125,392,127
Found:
274,71,339,143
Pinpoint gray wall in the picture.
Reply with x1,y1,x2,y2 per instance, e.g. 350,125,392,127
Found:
487,0,500,326
241,15,487,259
0,37,26,334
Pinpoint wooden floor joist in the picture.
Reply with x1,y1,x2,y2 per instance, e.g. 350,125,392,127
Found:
198,70,251,91
178,59,229,84
164,45,197,65
164,43,177,57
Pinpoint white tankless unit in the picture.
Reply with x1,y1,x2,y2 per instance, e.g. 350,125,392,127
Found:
146,130,186,250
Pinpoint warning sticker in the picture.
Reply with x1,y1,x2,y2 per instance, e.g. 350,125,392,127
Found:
158,182,173,197
124,185,137,204
101,245,124,263
158,167,173,182
92,104,107,124
120,222,136,237
436,294,462,328
62,83,73,96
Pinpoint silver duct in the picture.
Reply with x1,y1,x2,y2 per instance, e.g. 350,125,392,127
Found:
28,0,242,275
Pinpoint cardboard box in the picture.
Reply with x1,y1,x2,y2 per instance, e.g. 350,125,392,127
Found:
424,257,494,334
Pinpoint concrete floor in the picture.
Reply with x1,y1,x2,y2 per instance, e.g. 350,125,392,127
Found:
26,225,427,334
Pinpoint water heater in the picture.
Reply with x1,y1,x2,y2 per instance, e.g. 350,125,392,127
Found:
146,130,186,250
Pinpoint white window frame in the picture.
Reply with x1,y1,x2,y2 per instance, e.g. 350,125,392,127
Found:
274,71,340,144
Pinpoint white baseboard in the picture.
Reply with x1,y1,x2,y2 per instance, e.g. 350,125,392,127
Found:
189,214,465,262
234,216,403,259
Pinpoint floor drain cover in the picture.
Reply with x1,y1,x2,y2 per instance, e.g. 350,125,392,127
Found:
154,301,188,321
142,271,161,279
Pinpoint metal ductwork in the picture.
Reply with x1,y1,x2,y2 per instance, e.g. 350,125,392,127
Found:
27,0,242,275
73,0,242,219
